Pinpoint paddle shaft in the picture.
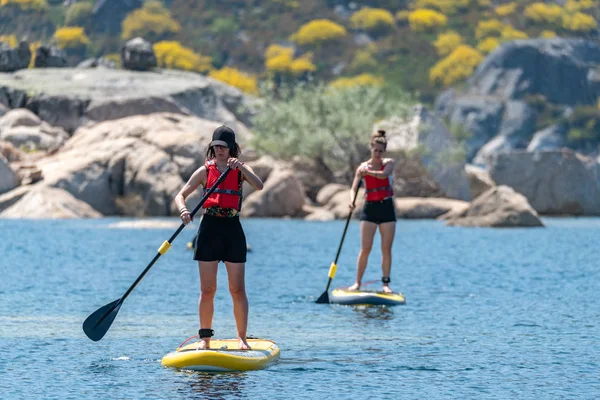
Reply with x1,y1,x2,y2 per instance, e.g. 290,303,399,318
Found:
119,167,232,302
323,181,361,293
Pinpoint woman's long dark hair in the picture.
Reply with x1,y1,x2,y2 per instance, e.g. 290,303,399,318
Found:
205,143,242,160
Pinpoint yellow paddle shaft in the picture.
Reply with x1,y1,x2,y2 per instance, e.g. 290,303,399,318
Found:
158,241,172,255
328,262,337,279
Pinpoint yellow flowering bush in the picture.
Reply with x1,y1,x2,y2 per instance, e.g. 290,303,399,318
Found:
501,26,528,40
209,67,258,94
264,45,294,73
412,0,470,15
291,19,347,46
434,31,462,56
0,34,17,47
395,10,410,25
562,12,597,32
495,2,517,17
408,9,448,32
524,3,564,25
290,55,316,75
565,0,595,12
329,73,384,88
350,7,395,33
153,41,212,72
264,45,315,76
122,1,181,40
349,46,377,71
475,19,504,40
539,30,557,38
477,37,499,54
430,45,484,87
54,27,89,49
0,0,47,11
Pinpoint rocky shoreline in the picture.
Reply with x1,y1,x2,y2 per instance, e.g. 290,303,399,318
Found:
3,37,600,227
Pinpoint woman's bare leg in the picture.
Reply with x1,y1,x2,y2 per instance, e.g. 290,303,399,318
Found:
225,262,250,350
379,222,396,293
197,261,218,349
348,221,377,290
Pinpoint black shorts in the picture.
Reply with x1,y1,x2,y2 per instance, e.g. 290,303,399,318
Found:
193,215,247,263
360,198,396,224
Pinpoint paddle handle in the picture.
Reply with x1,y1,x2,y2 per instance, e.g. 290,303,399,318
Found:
120,167,232,302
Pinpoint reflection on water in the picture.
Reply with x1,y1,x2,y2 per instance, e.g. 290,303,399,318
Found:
177,370,247,400
352,305,395,321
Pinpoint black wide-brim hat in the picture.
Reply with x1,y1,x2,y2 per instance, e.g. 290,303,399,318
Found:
210,125,236,149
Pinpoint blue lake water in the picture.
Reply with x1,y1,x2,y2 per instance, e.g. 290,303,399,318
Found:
0,217,599,399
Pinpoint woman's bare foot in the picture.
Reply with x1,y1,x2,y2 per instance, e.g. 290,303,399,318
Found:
196,338,210,350
347,282,360,291
239,338,251,350
382,285,393,294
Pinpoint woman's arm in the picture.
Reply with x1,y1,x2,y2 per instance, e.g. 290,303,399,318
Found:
174,166,207,223
365,159,394,179
349,165,363,206
240,164,264,191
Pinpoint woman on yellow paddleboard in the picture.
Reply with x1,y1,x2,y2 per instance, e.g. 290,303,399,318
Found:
349,130,396,294
174,126,263,350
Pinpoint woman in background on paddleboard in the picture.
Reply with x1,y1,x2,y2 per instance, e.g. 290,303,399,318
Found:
175,126,263,350
348,130,396,294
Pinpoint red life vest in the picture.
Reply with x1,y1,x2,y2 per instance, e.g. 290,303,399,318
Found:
203,160,243,210
363,163,393,202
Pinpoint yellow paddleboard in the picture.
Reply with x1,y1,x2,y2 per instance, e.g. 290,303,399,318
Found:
161,338,280,372
331,288,406,306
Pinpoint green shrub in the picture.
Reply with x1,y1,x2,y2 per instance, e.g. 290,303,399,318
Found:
251,84,413,181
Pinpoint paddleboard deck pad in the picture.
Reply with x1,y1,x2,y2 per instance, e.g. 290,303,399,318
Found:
330,288,406,306
161,338,280,372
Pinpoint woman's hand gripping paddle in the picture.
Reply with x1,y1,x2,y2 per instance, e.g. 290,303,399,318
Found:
316,182,361,304
82,168,232,341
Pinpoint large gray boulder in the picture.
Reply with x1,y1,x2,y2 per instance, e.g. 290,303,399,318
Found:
0,41,31,72
487,150,600,215
240,168,306,218
470,39,600,104
33,46,67,68
121,37,157,71
36,113,245,216
0,184,102,219
0,108,69,151
527,124,567,152
472,100,537,165
394,197,469,219
436,38,600,160
465,164,495,199
446,185,544,227
0,68,253,133
0,153,19,194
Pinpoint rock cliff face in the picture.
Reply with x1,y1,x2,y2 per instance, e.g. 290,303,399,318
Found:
436,39,600,163
486,150,600,216
0,68,255,133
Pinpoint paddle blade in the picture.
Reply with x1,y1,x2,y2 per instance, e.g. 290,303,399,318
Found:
315,291,330,304
83,299,122,341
